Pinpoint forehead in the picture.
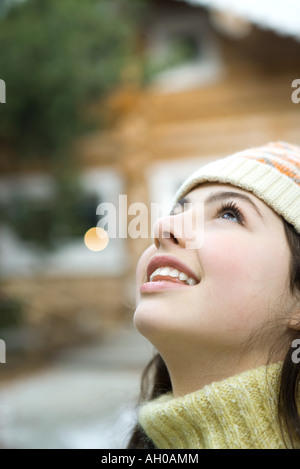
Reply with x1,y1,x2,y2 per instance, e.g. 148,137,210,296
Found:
187,182,263,205
188,182,255,196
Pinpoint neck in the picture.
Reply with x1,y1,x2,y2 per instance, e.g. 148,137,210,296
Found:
161,344,270,397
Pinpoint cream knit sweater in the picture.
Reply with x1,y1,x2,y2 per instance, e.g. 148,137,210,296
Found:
138,363,294,449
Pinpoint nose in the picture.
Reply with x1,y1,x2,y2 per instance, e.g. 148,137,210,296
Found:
153,213,180,249
153,206,204,250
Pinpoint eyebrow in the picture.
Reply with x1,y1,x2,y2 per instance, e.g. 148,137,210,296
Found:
175,191,263,219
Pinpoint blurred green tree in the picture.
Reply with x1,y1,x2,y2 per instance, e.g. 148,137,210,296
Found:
0,0,146,251
0,0,147,330
0,0,146,162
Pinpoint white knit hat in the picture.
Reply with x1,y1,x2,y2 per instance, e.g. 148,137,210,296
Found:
173,141,300,234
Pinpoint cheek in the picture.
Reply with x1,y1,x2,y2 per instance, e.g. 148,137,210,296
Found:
201,235,255,287
198,235,283,327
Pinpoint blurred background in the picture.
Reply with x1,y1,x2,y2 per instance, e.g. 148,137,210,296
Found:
0,0,300,449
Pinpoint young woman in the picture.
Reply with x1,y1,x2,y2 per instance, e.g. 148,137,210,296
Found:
127,141,300,449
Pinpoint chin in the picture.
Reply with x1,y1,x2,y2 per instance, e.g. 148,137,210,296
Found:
133,301,169,344
133,304,157,337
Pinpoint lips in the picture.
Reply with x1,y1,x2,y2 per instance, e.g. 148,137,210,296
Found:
146,255,200,284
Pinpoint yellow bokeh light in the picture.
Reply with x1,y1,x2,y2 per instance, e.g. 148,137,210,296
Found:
84,227,109,252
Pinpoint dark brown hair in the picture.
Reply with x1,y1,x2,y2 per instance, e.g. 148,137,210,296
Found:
127,218,300,449
277,219,300,447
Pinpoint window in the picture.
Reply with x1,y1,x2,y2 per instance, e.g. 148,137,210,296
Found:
144,9,224,93
0,169,127,277
146,155,218,216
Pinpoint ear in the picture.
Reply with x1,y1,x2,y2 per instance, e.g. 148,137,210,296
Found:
288,312,300,330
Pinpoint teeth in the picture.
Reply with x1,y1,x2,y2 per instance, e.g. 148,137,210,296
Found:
179,272,188,281
169,269,179,277
160,267,171,276
149,268,161,281
149,266,197,285
186,278,196,286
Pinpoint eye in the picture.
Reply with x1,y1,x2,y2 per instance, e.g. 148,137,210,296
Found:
216,201,245,224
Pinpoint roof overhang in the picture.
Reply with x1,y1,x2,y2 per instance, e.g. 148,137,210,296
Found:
177,0,300,40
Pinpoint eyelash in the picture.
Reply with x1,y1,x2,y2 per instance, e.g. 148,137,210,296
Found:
216,201,245,224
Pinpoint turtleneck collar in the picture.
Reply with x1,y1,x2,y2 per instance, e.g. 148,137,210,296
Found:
138,363,291,449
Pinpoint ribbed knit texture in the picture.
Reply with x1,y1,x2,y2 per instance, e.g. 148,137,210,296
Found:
138,363,293,449
173,141,300,234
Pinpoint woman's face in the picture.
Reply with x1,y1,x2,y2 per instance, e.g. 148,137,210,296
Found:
134,183,297,360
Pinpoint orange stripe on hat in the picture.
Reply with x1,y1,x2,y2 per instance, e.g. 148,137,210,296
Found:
247,156,300,185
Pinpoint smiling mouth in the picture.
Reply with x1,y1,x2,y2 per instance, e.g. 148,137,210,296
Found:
149,266,197,286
